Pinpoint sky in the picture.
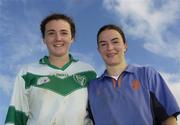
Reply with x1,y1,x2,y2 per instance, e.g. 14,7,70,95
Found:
0,0,180,124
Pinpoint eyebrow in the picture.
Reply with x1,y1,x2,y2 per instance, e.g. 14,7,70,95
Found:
98,40,106,44
98,37,119,43
111,37,119,41
46,29,68,33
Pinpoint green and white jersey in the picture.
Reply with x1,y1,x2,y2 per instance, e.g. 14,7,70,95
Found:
5,55,97,125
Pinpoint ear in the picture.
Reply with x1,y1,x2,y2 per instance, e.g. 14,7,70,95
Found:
70,37,75,44
124,43,128,52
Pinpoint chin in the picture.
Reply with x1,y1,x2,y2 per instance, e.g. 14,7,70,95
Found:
55,50,68,55
52,52,67,57
106,62,119,66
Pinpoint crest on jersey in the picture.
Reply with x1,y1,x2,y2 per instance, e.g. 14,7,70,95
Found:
37,77,50,85
131,80,141,91
73,75,87,86
55,73,69,79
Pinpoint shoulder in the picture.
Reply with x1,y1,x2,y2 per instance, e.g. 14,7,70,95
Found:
88,75,104,95
72,61,96,72
88,73,103,87
128,64,158,75
18,62,47,76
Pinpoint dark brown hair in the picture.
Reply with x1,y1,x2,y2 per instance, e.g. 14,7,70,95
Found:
97,24,127,45
40,13,75,38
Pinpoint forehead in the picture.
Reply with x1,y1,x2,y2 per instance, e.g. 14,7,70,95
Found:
45,19,71,31
98,29,123,41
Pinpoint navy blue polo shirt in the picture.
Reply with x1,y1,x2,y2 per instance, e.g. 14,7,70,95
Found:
88,65,180,125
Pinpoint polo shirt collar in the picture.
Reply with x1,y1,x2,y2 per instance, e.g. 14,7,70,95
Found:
99,64,135,80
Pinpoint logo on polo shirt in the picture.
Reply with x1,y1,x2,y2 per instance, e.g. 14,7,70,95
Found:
131,80,141,91
73,75,87,86
37,77,50,85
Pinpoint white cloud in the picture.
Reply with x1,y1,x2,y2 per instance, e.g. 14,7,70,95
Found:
102,0,180,61
160,71,180,123
169,83,180,124
169,83,180,105
0,74,13,95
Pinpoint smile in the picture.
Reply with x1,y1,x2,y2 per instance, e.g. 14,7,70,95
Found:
54,44,64,47
107,53,116,57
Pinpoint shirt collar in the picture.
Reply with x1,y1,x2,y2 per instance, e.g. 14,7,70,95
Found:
39,54,78,70
99,64,135,80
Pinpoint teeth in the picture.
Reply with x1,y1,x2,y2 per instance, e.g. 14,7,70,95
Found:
54,44,63,47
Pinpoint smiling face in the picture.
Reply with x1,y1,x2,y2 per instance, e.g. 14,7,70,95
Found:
98,29,127,67
43,19,74,58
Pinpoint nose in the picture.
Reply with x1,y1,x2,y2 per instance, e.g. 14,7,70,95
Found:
55,33,62,41
107,43,114,50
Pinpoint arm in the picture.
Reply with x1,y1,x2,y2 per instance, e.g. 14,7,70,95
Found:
162,116,177,125
5,69,29,125
147,67,180,124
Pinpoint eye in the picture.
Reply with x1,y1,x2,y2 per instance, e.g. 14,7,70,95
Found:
61,32,68,35
46,31,55,36
112,41,119,44
49,32,55,35
99,42,107,47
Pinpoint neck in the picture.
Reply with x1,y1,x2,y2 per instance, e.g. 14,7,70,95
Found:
49,54,69,68
107,61,127,76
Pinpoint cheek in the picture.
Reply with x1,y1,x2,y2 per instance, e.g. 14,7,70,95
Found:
43,38,50,44
68,38,74,44
116,46,125,52
98,49,105,56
